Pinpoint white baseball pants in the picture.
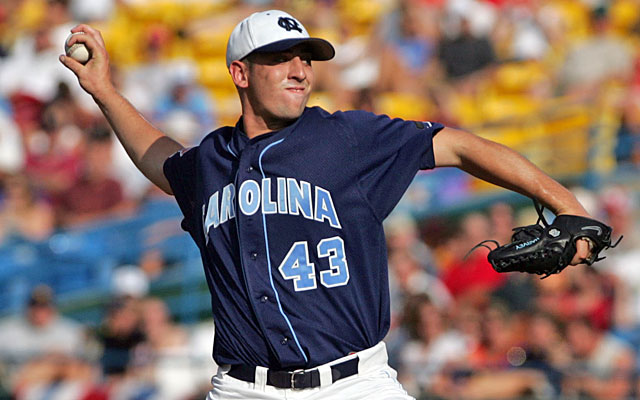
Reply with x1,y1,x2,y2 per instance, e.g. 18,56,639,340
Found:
206,341,414,400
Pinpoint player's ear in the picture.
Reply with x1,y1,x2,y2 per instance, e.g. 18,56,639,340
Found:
229,60,250,89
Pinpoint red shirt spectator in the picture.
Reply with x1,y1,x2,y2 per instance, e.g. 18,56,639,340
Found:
441,250,507,303
55,124,132,227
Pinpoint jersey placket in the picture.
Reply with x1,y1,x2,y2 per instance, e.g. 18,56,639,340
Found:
234,139,308,367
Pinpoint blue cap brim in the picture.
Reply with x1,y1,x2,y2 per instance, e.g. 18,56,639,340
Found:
250,38,335,61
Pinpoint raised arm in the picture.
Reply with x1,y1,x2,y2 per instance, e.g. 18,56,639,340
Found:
59,25,183,195
433,127,591,263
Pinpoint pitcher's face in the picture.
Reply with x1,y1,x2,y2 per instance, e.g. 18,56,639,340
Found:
245,45,314,122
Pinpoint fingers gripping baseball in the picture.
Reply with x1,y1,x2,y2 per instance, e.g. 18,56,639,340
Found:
59,25,113,98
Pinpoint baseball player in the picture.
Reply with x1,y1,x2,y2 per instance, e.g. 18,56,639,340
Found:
60,10,595,400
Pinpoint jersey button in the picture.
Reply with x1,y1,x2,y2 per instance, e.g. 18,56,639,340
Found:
281,337,288,345
260,295,268,303
250,252,258,260
246,166,253,172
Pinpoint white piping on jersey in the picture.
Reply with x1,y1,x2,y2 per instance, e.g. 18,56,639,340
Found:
226,143,238,158
258,138,309,364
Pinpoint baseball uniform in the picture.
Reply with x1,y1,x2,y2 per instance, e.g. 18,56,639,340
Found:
164,106,443,398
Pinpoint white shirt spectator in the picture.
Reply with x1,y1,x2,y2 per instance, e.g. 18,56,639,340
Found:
0,108,25,174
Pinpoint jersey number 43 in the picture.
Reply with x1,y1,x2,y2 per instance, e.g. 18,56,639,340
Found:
278,236,349,291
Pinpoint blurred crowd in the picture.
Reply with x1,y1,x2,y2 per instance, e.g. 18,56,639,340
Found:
1,0,640,234
384,184,640,400
1,0,640,399
0,284,218,400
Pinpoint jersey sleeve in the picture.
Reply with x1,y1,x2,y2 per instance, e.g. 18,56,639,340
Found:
344,110,444,220
163,146,200,233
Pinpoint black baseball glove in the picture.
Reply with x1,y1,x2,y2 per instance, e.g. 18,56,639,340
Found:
473,201,621,278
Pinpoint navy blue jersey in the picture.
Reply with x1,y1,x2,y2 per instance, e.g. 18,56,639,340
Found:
163,106,443,369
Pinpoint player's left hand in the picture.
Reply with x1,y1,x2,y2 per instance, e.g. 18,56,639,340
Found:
481,200,621,278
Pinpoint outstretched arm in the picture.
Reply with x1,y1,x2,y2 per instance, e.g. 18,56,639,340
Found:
59,25,183,195
433,127,591,263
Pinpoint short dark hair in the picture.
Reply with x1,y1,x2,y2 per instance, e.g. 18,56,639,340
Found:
28,285,54,307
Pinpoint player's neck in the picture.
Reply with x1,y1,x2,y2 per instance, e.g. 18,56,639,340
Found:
241,111,297,139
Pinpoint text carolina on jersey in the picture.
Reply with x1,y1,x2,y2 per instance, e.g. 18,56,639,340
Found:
203,177,341,242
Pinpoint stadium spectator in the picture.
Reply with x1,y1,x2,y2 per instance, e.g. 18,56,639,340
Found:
186,319,219,399
430,302,551,400
436,12,496,82
96,296,145,378
44,0,77,53
563,316,635,400
441,213,507,307
107,66,154,201
0,173,55,245
521,311,572,397
69,0,115,23
596,185,640,348
397,293,469,398
138,297,195,400
456,302,551,399
559,6,635,99
111,264,150,299
315,8,382,109
535,267,615,332
111,250,169,300
386,212,435,268
377,0,441,94
0,105,25,179
23,96,84,197
0,25,60,101
152,74,216,147
616,102,640,166
386,246,452,370
138,248,167,281
389,248,452,313
11,354,104,400
7,92,45,138
491,1,550,61
139,297,188,352
0,284,86,367
55,122,133,227
488,201,515,246
615,73,640,166
120,28,198,117
467,302,523,370
0,0,87,107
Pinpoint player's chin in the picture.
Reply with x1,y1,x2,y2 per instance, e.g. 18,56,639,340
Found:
278,99,308,119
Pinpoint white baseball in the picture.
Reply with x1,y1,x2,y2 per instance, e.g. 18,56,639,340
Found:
65,32,90,64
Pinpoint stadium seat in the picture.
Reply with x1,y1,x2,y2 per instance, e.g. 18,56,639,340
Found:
376,92,433,121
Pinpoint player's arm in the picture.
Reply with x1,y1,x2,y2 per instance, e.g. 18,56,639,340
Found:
432,127,591,263
59,25,182,195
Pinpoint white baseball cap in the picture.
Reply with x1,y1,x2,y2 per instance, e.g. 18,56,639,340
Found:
226,10,335,67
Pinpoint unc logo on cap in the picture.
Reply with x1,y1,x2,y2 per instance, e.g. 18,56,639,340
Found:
278,17,302,33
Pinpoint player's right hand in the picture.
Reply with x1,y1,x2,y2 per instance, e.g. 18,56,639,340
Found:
59,25,115,99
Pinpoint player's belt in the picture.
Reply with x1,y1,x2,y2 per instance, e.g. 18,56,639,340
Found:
227,356,359,389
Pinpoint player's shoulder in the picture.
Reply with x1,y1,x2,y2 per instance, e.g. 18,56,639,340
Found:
309,107,445,135
306,107,385,138
167,126,234,162
200,125,234,145
299,107,359,145
195,126,235,153
310,107,380,125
